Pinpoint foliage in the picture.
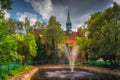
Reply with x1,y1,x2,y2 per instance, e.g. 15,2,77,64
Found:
24,17,30,32
46,16,66,45
75,61,111,68
76,37,90,61
0,35,23,64
14,33,37,65
5,18,16,34
0,20,6,37
0,0,12,20
34,36,47,64
77,26,86,37
8,66,32,76
76,37,90,51
23,33,37,57
45,16,66,63
87,3,120,68
0,0,13,10
0,65,32,80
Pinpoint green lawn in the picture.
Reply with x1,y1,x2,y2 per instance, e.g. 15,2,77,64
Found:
0,64,33,80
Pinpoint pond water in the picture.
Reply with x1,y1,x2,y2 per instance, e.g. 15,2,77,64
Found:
31,68,120,80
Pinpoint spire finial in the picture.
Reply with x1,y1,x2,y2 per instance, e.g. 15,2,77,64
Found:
67,8,70,20
66,8,72,34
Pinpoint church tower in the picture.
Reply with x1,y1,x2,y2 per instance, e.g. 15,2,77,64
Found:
66,9,72,34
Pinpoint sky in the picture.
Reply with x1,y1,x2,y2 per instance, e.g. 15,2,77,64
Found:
6,0,120,31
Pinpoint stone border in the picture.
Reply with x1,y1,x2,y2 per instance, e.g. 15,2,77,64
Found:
7,67,39,80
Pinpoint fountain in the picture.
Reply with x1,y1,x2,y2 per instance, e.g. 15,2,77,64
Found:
62,43,79,72
31,44,120,80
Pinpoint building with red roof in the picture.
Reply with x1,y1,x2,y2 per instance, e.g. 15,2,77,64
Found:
65,9,78,45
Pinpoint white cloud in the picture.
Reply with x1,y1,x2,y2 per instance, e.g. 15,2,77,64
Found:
52,6,68,30
4,10,10,20
17,12,37,26
71,13,90,31
24,0,112,31
115,0,120,5
24,0,68,30
25,0,53,19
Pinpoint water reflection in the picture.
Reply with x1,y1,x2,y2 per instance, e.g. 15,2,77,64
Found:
30,69,120,80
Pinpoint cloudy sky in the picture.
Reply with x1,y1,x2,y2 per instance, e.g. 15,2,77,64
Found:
7,0,119,31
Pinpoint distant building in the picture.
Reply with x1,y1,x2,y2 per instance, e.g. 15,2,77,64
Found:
65,9,78,45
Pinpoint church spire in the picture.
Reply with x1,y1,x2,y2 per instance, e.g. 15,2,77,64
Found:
66,9,72,34
67,9,70,22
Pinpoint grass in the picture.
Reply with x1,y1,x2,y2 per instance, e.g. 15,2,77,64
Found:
0,65,33,80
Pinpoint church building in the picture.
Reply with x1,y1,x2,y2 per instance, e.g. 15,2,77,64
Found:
65,9,78,45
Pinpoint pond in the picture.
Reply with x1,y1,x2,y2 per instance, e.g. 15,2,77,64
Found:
31,68,120,80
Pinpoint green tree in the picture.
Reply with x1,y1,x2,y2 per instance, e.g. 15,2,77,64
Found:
0,0,12,10
0,0,13,36
0,0,12,20
6,18,16,34
76,37,90,62
87,3,120,68
0,34,23,64
15,33,37,65
46,16,66,63
23,33,36,65
34,36,47,64
0,20,6,37
25,17,30,32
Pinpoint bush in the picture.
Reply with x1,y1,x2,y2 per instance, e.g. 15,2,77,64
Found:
0,66,33,79
0,72,9,80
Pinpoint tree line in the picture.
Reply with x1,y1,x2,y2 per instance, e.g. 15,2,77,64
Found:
76,3,120,69
0,0,66,65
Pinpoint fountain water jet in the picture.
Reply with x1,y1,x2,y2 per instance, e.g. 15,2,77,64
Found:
62,43,79,72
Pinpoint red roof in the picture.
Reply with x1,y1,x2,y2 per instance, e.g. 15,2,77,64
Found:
65,31,78,40
68,39,76,44
65,31,78,45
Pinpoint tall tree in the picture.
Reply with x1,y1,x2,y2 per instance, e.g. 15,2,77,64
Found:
6,18,16,34
0,34,23,64
0,0,13,36
87,3,120,68
46,16,66,63
15,33,37,65
0,0,12,19
76,37,90,62
34,20,41,28
34,36,47,64
25,17,30,32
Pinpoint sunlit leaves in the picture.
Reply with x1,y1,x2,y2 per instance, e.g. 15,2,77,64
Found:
0,35,23,64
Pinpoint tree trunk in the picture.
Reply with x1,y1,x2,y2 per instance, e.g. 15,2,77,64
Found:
22,56,27,66
109,59,117,69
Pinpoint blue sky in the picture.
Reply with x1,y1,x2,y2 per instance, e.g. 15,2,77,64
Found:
6,0,117,31
8,0,42,20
